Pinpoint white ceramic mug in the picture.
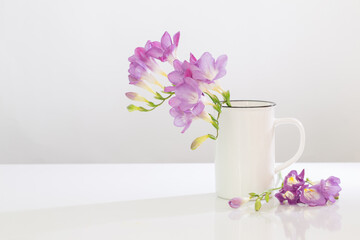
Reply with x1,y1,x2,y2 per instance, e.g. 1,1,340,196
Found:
215,100,305,199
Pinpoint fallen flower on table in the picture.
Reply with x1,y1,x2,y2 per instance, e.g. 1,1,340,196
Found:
229,169,342,211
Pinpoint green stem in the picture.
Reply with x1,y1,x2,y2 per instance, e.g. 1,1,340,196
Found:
146,92,174,112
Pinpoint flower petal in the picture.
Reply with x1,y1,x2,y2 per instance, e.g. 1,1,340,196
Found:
173,31,180,47
161,31,172,49
146,47,163,59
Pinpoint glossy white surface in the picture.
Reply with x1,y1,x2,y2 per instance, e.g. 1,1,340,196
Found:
0,163,359,239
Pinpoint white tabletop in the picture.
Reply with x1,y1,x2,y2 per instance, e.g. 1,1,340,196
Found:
0,163,359,240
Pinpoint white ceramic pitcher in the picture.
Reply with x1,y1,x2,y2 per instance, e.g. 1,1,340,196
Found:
215,100,305,199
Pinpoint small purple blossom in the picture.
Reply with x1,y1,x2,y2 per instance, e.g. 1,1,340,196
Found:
146,31,180,63
321,176,342,203
128,44,159,73
166,77,206,133
165,60,193,88
299,184,327,206
191,52,228,83
275,188,301,205
169,107,195,133
283,169,305,191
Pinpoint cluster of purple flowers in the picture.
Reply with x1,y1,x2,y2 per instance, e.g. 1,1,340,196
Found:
275,169,342,206
164,53,227,133
127,31,228,137
228,169,342,210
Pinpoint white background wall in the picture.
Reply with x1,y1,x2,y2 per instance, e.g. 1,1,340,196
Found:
0,0,359,163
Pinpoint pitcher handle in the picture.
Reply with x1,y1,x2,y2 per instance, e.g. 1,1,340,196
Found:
274,118,306,173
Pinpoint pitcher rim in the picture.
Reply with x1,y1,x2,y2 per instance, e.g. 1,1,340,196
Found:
222,100,276,108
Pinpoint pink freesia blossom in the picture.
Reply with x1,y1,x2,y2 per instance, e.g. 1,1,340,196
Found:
191,52,228,83
146,31,180,63
320,176,342,203
169,107,195,133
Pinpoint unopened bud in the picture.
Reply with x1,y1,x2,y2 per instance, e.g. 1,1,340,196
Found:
125,92,148,102
127,104,139,112
191,135,210,150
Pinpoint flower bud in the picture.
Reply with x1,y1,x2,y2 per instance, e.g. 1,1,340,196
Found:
255,199,262,211
127,104,139,112
125,92,148,102
228,197,249,209
190,135,210,150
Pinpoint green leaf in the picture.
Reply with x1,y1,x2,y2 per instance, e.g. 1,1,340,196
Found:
255,199,262,211
213,104,222,113
138,107,149,112
221,90,231,107
211,122,219,130
147,102,156,107
205,92,221,105
249,193,258,197
154,92,164,100
209,114,217,123
208,134,217,140
265,192,270,202
212,94,220,104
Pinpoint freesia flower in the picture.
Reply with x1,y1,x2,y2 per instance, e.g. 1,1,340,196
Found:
166,77,207,133
283,169,305,190
191,52,228,83
146,31,180,63
169,77,204,111
128,43,160,73
299,184,327,206
165,60,193,88
169,107,195,133
320,176,342,203
300,176,342,206
128,62,162,87
275,188,302,205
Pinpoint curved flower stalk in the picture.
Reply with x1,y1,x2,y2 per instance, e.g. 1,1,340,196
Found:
126,31,230,149
228,169,342,211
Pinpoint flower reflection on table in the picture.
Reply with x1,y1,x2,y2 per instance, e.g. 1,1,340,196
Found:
275,204,341,240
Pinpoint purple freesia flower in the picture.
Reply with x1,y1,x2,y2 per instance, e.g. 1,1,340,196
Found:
165,60,193,89
299,176,342,206
191,52,228,83
128,42,160,73
275,188,301,205
283,169,305,190
275,169,305,204
275,169,342,207
299,184,327,206
321,176,342,203
169,107,195,133
166,77,206,133
146,31,180,63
